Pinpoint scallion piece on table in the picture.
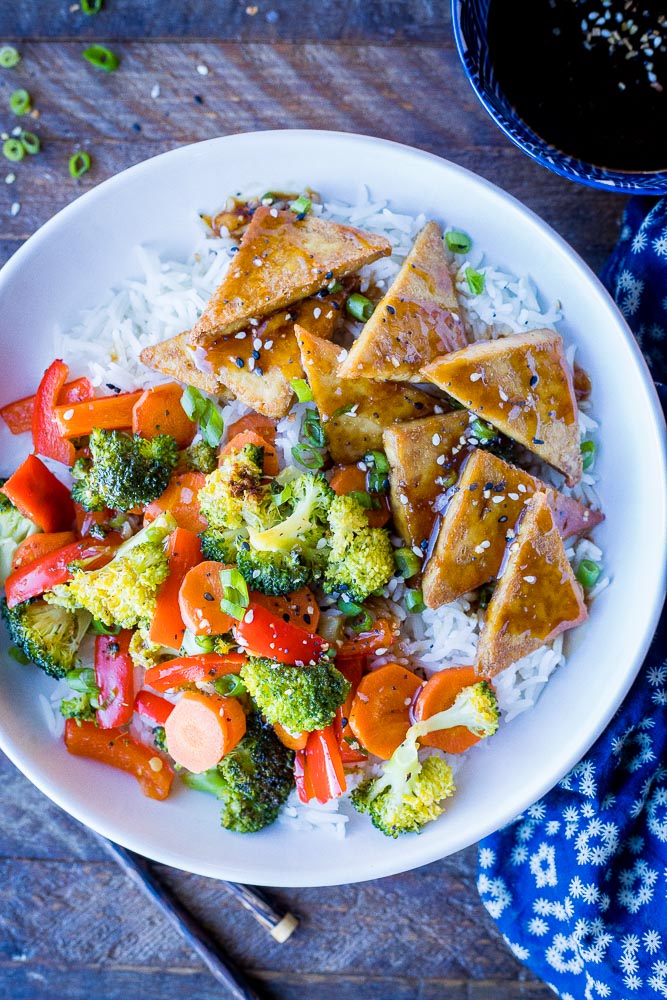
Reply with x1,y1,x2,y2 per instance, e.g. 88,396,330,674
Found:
576,559,601,590
0,46,20,68
82,44,120,72
20,131,40,155
394,548,421,579
445,230,472,254
69,150,91,177
81,0,103,13
10,88,30,115
2,138,24,162
219,567,249,620
214,674,246,698
346,292,374,322
470,418,497,443
465,266,485,295
337,595,364,617
289,195,311,215
405,588,427,614
290,377,313,402
580,440,595,471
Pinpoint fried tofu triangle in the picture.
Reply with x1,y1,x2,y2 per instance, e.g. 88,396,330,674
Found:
422,449,603,609
339,221,466,382
475,491,587,677
140,332,229,398
422,330,582,486
191,207,392,347
296,325,437,463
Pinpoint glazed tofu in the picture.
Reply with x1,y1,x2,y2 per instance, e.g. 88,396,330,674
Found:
422,448,603,609
190,207,392,347
383,411,470,550
338,221,466,382
140,331,229,397
475,491,588,677
296,325,437,463
422,329,582,485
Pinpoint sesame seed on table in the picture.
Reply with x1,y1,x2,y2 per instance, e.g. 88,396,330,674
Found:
0,3,624,999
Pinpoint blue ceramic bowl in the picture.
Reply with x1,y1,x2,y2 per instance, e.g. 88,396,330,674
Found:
451,0,667,195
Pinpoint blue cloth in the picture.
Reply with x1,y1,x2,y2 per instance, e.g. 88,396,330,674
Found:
477,196,667,997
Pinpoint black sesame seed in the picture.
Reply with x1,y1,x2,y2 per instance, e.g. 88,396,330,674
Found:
282,613,290,622
203,592,214,602
499,515,508,523
386,304,396,314
132,122,141,132
532,437,544,445
193,94,203,105
252,349,260,360
530,374,539,387
236,357,245,368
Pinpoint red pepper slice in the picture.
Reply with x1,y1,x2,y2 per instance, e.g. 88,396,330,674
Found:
233,602,328,666
32,359,76,465
294,725,347,804
95,631,135,729
148,527,203,649
1,454,75,533
143,652,246,693
294,747,316,804
64,719,173,801
4,537,113,608
1,376,93,436
134,690,174,726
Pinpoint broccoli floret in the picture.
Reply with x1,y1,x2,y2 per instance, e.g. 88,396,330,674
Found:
0,482,40,586
60,693,97,721
198,444,264,532
128,626,177,670
45,513,175,630
236,544,311,596
1,597,91,679
71,428,178,512
324,494,395,603
199,526,241,563
181,439,218,474
153,725,169,754
351,682,499,837
182,712,294,833
240,655,349,733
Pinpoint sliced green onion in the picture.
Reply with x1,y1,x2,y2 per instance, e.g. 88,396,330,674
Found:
365,450,390,494
290,377,313,402
0,47,20,69
219,567,249,620
81,0,103,12
470,418,497,443
405,588,426,614
10,88,30,115
180,386,223,447
364,450,389,473
66,667,99,694
8,645,29,664
331,403,354,419
576,559,601,589
440,469,459,490
477,583,495,609
83,44,120,72
181,385,208,421
580,440,595,471
214,674,246,697
327,280,343,293
351,609,374,633
3,138,24,162
348,490,373,509
91,618,121,635
445,230,472,254
337,596,364,617
69,150,91,178
346,293,374,322
290,195,311,215
303,408,325,448
291,443,324,469
194,634,216,652
260,191,278,204
395,548,421,578
465,267,485,295
20,131,40,155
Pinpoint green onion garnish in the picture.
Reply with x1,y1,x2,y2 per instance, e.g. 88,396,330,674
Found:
83,44,120,72
348,490,373,509
580,440,595,471
260,191,277,204
394,548,421,579
351,609,374,633
20,131,40,155
290,377,313,402
81,0,103,13
346,293,374,323
180,386,224,447
69,150,91,178
291,443,324,470
194,634,216,652
91,618,121,636
8,645,29,664
214,674,247,698
330,403,354,419
478,583,495,609
303,408,325,448
66,667,99,694
10,88,30,115
337,596,364,617
405,589,426,614
182,385,208,421
219,567,250,620
365,450,389,473
0,47,20,68
445,230,472,254
576,559,601,590
2,138,24,162
364,450,390,493
465,267,485,295
327,280,343,293
470,418,497,443
290,195,311,215
440,470,458,490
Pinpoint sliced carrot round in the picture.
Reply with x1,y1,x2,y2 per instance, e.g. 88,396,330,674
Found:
273,721,309,751
132,382,196,447
348,662,423,760
144,470,207,533
11,530,76,573
222,429,279,477
413,665,487,754
164,690,247,773
227,413,277,445
178,560,236,636
329,463,391,528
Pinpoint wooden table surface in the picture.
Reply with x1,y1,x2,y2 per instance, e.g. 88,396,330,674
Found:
0,3,625,998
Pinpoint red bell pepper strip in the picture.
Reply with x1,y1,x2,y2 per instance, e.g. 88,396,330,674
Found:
294,725,347,804
233,602,329,666
10,530,77,574
0,376,93,435
148,527,203,649
4,537,113,608
95,631,135,729
64,719,173,801
134,690,174,726
32,359,76,465
143,652,246,693
1,454,75,532
53,390,143,439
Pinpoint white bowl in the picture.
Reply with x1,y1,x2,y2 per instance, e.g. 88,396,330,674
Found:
0,130,665,887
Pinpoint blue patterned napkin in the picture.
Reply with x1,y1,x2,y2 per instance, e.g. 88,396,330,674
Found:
477,196,667,998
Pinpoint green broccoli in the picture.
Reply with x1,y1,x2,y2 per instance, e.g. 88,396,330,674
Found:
1,597,91,679
182,712,294,833
180,439,218,474
71,428,179,512
236,543,311,597
45,513,175,630
0,483,40,586
323,494,395,603
199,526,242,564
59,666,102,721
198,443,264,532
153,725,169,754
240,655,349,733
128,626,178,670
351,682,499,837
59,694,97,721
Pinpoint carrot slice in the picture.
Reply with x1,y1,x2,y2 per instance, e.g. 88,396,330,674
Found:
222,429,279,477
11,530,76,573
53,391,143,438
273,722,309,751
334,655,367,763
178,560,237,636
1,376,93,436
132,382,196,448
250,587,319,633
329,463,391,528
144,652,245,693
348,662,423,760
149,527,203,649
338,617,397,657
143,470,207,533
227,413,277,445
164,690,247,772
413,665,491,754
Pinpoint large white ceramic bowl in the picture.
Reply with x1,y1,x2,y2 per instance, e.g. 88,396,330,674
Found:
0,130,665,887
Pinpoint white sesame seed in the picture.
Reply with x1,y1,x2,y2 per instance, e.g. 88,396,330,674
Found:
436,455,446,466
313,307,321,319
4,173,15,184
62,408,74,421
11,126,21,137
245,610,255,623
404,697,412,706
375,649,387,657
253,338,262,350
149,757,163,772
469,372,482,382
412,546,423,558
326,310,333,319
492,495,505,504
249,318,259,327
499,388,509,402
399,494,409,505
270,207,278,217
10,201,20,216
337,349,348,362
196,64,209,75
431,433,441,446
483,490,491,499
508,492,519,501
264,340,273,350
391,357,400,367
248,357,255,371
234,331,247,339
253,256,263,266
523,575,536,584
357,461,367,471
517,483,527,493
151,83,161,99
434,404,444,415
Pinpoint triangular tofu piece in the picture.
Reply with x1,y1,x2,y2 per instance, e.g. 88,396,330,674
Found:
140,332,230,398
296,326,437,463
422,330,582,485
383,411,470,550
475,491,588,677
422,449,603,609
338,222,466,382
191,207,392,347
